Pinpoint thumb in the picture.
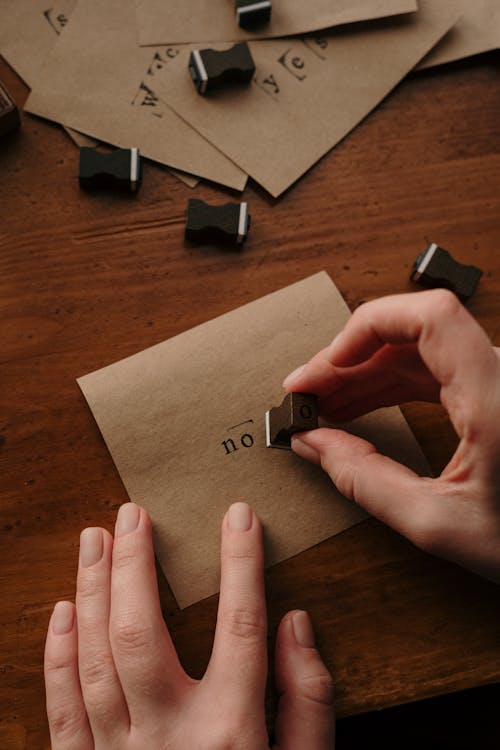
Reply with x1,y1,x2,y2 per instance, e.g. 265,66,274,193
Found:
273,610,335,750
292,428,439,552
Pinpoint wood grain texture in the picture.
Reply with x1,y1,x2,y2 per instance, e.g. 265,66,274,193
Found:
0,51,499,748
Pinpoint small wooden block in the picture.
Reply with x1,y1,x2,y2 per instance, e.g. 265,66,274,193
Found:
78,147,142,192
188,42,256,95
0,82,20,137
236,0,272,28
411,243,483,302
265,392,318,450
185,199,250,245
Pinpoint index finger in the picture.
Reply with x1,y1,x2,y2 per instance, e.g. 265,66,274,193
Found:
290,290,499,435
328,290,491,368
204,502,267,709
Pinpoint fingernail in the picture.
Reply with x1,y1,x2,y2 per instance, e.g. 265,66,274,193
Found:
52,601,74,635
292,610,315,648
282,364,305,389
80,527,104,568
228,501,252,531
291,437,320,463
115,503,140,537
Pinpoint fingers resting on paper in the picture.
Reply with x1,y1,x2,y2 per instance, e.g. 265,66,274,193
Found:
45,502,335,749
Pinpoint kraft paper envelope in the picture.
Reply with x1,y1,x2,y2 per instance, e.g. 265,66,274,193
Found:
24,0,247,191
419,0,500,68
78,272,430,609
135,0,417,46
152,0,461,197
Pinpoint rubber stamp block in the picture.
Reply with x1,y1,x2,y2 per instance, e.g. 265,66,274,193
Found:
189,42,255,94
185,199,250,244
79,147,142,192
0,82,20,137
236,0,272,28
411,243,483,302
265,392,318,449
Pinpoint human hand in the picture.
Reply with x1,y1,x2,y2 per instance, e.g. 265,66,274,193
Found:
283,290,500,583
45,502,334,749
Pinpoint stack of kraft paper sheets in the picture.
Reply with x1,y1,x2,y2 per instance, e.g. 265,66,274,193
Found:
1,0,498,195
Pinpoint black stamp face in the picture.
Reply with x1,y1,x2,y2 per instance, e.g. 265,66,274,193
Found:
300,403,313,420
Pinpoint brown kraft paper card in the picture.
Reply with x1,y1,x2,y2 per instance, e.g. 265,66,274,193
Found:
135,0,418,46
0,0,199,186
0,0,77,86
418,0,500,68
23,0,247,191
151,0,461,197
78,272,430,609
0,0,86,147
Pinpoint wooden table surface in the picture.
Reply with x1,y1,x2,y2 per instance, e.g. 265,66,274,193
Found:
1,51,499,749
